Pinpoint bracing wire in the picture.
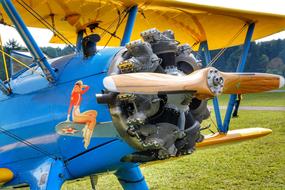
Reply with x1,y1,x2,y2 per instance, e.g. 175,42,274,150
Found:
99,8,123,39
17,0,129,51
96,25,121,40
16,0,77,51
0,48,45,77
210,116,218,132
101,7,130,49
206,23,248,67
0,126,57,159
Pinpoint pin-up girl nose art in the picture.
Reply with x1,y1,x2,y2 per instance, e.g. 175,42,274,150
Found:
65,80,98,149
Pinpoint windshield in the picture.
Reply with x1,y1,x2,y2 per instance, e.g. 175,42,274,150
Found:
10,51,34,78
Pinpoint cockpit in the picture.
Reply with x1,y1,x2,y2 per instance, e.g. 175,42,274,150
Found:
0,51,58,97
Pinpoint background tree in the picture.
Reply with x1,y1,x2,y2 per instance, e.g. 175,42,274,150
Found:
5,38,22,51
266,57,284,75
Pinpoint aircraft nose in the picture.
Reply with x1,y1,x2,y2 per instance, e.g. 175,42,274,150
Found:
280,76,285,88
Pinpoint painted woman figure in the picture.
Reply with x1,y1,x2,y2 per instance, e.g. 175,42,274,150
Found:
67,80,97,149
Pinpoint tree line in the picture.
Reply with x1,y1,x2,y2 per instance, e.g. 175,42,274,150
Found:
207,39,285,76
1,38,285,81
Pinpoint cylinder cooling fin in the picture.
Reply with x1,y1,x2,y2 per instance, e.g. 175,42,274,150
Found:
98,28,210,163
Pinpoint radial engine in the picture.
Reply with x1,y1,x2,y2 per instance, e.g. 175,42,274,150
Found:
97,28,210,162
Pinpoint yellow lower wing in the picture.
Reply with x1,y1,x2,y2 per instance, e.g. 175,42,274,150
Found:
197,128,272,148
142,127,272,167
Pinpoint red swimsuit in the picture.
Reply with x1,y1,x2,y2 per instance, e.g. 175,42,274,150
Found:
70,86,89,107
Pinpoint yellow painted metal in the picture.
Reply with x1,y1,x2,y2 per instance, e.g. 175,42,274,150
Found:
0,168,14,184
142,127,272,167
197,127,272,148
1,1,285,50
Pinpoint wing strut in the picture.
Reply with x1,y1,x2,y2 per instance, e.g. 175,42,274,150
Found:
120,6,138,46
222,23,256,132
199,22,256,133
1,0,57,83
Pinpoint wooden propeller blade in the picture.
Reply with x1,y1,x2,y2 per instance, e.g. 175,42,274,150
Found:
103,68,214,97
221,72,285,94
103,67,285,98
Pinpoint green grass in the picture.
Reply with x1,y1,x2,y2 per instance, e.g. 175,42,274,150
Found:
62,108,285,190
208,92,285,107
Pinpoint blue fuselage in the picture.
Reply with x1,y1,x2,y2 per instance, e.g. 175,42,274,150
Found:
0,48,135,185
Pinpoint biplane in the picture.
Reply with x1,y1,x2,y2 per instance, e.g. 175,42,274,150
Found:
0,0,284,190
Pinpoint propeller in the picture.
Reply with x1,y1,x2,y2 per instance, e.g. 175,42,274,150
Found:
103,67,285,99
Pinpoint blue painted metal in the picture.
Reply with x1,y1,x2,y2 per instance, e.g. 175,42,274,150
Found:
0,47,139,189
4,157,69,190
222,94,237,133
120,6,138,46
76,30,84,52
115,164,149,190
200,41,223,130
200,41,211,67
212,97,223,131
1,0,56,82
45,159,65,190
66,139,134,178
199,41,209,68
236,23,256,73
222,23,255,133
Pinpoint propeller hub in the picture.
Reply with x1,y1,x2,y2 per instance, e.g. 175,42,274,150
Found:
207,68,224,95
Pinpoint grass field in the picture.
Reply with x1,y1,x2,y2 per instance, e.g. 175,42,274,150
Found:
208,92,285,107
62,91,285,190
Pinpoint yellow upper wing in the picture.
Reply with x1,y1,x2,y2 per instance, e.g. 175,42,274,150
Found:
2,0,285,50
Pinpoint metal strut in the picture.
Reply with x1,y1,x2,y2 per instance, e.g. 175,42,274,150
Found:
200,22,255,133
115,165,149,190
222,22,255,133
76,30,84,52
200,41,223,130
1,0,57,83
121,6,138,46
